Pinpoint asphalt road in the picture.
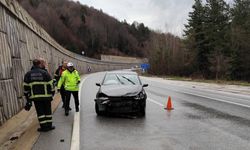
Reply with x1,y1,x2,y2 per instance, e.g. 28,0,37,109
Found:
80,72,250,150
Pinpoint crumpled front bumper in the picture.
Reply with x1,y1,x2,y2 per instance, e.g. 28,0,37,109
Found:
95,97,142,113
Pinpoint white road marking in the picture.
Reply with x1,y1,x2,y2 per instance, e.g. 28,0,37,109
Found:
181,91,250,108
147,97,164,107
70,112,80,150
142,76,250,98
143,77,250,109
70,75,88,150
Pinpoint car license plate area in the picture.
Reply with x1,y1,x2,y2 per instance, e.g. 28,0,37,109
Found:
108,99,139,113
109,106,133,113
111,101,133,107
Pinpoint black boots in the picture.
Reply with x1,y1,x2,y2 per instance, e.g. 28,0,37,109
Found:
37,128,47,132
76,107,79,112
62,104,72,110
65,110,69,116
48,126,55,131
65,106,79,116
37,126,55,132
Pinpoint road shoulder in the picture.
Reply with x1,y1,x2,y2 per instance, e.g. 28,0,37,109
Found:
0,94,61,150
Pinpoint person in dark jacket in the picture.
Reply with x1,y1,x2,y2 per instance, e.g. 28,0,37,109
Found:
54,61,70,109
23,59,55,132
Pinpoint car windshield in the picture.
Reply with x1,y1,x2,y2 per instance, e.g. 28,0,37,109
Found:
103,73,141,85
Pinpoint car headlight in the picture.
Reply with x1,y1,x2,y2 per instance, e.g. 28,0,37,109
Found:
135,92,145,100
98,97,109,104
99,97,109,100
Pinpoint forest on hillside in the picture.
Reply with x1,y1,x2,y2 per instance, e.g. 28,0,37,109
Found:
18,0,250,81
18,0,182,60
184,0,250,81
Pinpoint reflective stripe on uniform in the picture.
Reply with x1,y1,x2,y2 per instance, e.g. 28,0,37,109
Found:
38,115,46,119
28,81,53,86
23,82,30,86
29,94,53,99
23,82,30,89
48,80,55,92
40,120,52,124
24,80,54,99
23,82,31,97
40,121,47,124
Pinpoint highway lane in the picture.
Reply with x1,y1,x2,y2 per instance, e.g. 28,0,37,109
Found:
80,72,250,150
142,77,250,121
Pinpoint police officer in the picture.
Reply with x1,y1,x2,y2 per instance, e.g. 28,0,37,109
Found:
54,60,70,109
58,62,80,116
23,59,55,132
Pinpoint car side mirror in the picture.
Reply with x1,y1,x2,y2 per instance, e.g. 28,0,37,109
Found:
96,83,101,86
143,84,148,87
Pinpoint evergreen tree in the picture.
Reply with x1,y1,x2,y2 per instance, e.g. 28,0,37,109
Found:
204,0,231,79
184,0,209,77
231,0,250,81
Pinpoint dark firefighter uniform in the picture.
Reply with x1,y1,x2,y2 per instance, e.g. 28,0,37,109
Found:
23,66,55,131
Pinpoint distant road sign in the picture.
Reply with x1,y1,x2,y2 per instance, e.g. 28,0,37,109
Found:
141,63,150,70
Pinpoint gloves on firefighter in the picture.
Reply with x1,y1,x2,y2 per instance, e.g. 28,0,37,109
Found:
24,102,32,111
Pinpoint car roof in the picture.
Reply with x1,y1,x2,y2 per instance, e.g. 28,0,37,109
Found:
106,70,138,75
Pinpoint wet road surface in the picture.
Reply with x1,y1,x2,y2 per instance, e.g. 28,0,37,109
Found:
80,72,250,150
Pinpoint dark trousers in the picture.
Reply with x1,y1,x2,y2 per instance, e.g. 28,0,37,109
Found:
34,100,52,129
60,85,66,106
65,90,79,111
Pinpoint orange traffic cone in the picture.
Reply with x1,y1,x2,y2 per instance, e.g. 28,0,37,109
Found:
165,96,174,110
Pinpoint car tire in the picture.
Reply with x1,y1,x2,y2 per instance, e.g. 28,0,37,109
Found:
139,106,145,117
136,106,145,117
138,99,146,117
95,102,105,116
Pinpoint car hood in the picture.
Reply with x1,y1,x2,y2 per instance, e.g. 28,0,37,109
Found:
100,85,142,97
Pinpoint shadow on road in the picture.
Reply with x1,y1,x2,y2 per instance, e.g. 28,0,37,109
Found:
96,113,146,119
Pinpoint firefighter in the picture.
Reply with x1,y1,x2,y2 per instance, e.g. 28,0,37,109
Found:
23,59,55,132
54,60,70,109
57,62,80,116
31,57,47,71
39,57,47,71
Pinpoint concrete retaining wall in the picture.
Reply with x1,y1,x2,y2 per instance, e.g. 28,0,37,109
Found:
0,0,138,125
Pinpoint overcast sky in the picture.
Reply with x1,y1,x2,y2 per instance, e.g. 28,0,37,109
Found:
75,0,233,37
